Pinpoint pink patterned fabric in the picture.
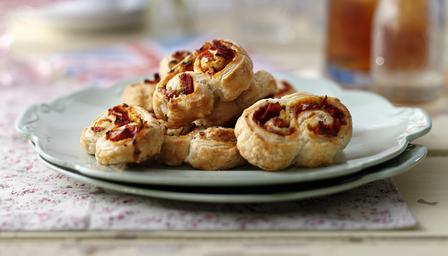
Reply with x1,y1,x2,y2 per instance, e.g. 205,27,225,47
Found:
0,83,417,231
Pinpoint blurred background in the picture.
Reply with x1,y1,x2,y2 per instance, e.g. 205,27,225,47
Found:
1,0,448,113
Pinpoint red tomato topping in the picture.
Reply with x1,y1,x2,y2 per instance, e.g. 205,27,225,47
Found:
106,125,139,142
144,73,160,84
253,103,283,125
108,105,131,126
293,96,347,136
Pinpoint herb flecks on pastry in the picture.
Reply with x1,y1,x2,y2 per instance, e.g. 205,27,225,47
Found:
80,104,165,165
235,92,352,170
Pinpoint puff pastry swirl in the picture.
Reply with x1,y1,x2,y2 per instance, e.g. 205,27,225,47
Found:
80,104,165,165
152,71,215,128
160,127,246,170
235,92,352,170
194,40,253,101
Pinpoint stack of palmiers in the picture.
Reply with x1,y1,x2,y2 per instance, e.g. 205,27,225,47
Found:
80,39,352,171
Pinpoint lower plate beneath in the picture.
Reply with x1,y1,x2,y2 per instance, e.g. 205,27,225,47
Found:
39,145,426,204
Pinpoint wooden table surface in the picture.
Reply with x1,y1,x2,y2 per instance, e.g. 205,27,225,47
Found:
2,30,448,255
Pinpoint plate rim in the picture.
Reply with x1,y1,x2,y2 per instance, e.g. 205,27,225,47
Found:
16,75,432,186
38,145,427,203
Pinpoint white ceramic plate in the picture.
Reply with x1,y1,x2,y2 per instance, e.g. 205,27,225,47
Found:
16,74,431,186
39,145,426,203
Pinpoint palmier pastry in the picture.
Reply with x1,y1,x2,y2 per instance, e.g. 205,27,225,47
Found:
80,104,165,165
152,71,215,128
159,50,192,78
273,80,296,98
235,92,352,171
160,127,246,170
194,39,253,101
121,73,160,112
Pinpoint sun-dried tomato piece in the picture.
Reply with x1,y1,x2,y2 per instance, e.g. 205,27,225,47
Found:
197,40,236,75
211,40,235,60
108,105,131,126
197,50,214,62
172,50,191,60
253,103,295,135
144,73,160,84
91,126,105,132
179,73,194,95
293,96,347,136
253,103,283,125
106,125,139,142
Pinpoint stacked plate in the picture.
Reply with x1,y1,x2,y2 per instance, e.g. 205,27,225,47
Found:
16,74,431,203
